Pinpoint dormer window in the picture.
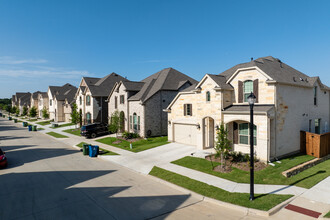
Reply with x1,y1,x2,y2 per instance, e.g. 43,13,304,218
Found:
206,91,211,102
244,80,253,102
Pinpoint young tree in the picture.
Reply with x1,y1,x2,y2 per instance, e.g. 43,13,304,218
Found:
11,106,17,114
70,103,79,128
16,107,20,115
5,105,12,116
29,106,37,118
109,111,120,134
214,123,231,170
42,107,49,119
22,106,28,116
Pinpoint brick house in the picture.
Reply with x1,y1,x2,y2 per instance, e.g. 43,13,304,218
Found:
75,73,127,125
166,56,330,162
107,68,197,137
48,83,77,122
37,92,48,118
30,91,42,112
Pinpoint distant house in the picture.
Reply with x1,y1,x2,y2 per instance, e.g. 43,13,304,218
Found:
37,92,49,118
12,92,29,109
17,92,31,115
48,83,78,122
75,73,127,124
166,56,330,162
30,91,42,111
108,68,197,137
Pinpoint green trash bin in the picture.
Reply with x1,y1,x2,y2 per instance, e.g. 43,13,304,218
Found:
8,117,12,120
14,119,17,123
32,125,37,131
23,122,28,127
82,144,90,155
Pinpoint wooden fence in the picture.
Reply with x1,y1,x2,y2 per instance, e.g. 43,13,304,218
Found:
300,131,330,158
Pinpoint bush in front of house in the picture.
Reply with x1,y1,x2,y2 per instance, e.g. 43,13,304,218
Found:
122,131,140,139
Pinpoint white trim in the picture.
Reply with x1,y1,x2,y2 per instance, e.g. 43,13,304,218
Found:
226,66,273,84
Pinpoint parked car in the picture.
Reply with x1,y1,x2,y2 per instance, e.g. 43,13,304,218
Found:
80,123,109,138
0,148,8,168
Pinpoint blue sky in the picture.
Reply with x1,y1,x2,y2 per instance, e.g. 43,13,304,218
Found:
0,0,329,98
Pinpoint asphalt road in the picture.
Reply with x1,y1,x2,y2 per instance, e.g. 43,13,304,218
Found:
1,118,263,220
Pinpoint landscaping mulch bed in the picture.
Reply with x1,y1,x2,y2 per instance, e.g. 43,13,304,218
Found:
206,155,268,173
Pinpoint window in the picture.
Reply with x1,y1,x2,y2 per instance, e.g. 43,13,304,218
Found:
315,119,321,134
79,96,82,105
86,95,91,106
133,113,138,130
138,116,140,131
86,112,91,124
130,115,132,129
184,104,192,116
244,80,253,102
115,96,118,109
309,120,312,132
314,86,317,105
239,123,257,145
50,100,52,106
206,91,211,102
120,95,124,104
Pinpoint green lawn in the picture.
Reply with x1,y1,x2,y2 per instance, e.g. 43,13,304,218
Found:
27,119,38,122
37,128,45,131
324,211,330,218
51,123,76,129
76,142,118,155
96,136,168,152
149,166,293,211
36,120,53,125
63,128,81,136
46,132,69,138
172,155,329,188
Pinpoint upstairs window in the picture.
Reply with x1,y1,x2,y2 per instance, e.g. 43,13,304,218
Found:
206,91,211,102
239,123,257,145
115,96,118,109
50,100,52,106
314,86,317,105
79,96,82,105
184,104,192,116
120,95,125,104
244,80,253,102
86,95,91,106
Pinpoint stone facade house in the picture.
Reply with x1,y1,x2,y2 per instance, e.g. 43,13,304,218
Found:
37,92,49,118
17,92,31,115
12,92,29,110
30,91,42,112
48,83,77,122
166,56,330,162
108,68,197,137
75,73,127,124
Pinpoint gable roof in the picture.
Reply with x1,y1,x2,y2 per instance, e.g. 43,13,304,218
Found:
32,91,42,100
49,83,78,103
220,56,329,89
201,74,234,90
19,92,31,106
128,68,198,103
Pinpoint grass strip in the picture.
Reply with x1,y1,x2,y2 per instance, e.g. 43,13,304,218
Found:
149,166,293,211
37,128,45,131
96,136,168,152
36,120,53,125
76,142,118,155
51,123,76,129
324,211,330,218
172,155,329,189
63,128,81,136
46,132,69,138
27,119,38,122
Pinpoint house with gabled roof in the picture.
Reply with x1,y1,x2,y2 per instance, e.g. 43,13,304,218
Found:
75,73,127,124
12,92,29,109
30,91,42,112
107,67,197,137
16,92,31,115
37,92,48,118
166,56,330,162
48,83,77,122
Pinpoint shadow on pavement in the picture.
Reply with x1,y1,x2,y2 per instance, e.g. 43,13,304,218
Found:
0,144,36,152
0,170,191,220
0,136,30,141
0,125,26,132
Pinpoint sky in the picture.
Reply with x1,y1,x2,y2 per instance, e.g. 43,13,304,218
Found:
0,0,330,98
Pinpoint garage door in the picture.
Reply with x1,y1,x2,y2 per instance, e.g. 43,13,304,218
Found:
173,124,197,146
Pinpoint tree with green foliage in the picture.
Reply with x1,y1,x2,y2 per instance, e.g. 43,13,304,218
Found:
22,106,28,116
16,107,20,115
109,111,120,134
29,106,37,118
70,103,79,128
5,105,12,116
214,123,231,170
42,107,49,119
11,106,17,114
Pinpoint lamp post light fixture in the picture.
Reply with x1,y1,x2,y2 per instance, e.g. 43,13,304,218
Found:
247,92,256,201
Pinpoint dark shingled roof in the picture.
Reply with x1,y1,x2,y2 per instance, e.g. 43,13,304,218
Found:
82,73,127,97
207,74,234,90
19,93,31,106
49,83,78,103
219,56,329,89
32,91,42,100
128,68,198,103
181,83,198,92
121,81,145,91
223,105,275,113
40,92,48,98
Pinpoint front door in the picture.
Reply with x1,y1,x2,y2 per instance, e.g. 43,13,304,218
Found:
203,117,214,148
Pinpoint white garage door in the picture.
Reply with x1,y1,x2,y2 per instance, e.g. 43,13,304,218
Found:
173,124,197,146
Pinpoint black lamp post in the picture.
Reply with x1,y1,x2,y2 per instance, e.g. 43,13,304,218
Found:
247,92,256,201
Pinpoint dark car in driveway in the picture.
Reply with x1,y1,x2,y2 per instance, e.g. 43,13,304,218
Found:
80,123,109,139
0,148,7,168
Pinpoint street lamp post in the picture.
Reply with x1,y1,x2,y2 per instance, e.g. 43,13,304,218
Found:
247,92,256,201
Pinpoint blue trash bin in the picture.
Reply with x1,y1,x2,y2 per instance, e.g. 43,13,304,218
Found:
88,145,99,157
28,125,32,131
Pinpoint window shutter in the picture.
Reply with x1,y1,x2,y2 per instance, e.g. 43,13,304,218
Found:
233,122,238,144
190,104,192,116
238,81,243,103
253,79,259,103
184,104,186,116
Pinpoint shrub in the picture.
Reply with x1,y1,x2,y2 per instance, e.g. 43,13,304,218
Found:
122,131,140,139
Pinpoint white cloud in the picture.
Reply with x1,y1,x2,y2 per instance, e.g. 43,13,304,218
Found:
0,69,89,79
0,56,48,65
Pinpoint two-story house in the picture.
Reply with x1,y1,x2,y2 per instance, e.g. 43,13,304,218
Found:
37,92,49,118
17,92,31,115
108,68,197,137
30,91,42,112
166,56,330,162
12,92,30,111
48,83,77,122
75,73,127,124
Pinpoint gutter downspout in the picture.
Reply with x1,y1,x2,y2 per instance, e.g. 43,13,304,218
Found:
274,84,277,161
